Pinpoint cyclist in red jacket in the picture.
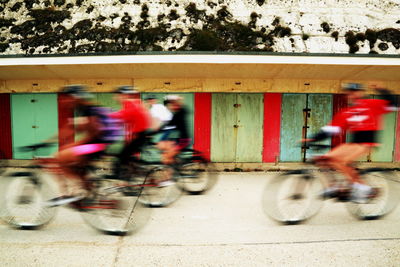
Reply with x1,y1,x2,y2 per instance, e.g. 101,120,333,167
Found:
303,83,397,203
110,86,152,179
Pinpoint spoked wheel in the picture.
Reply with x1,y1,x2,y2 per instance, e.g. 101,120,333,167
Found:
178,158,218,195
0,171,57,230
346,169,400,220
80,177,151,236
139,165,183,207
262,170,324,225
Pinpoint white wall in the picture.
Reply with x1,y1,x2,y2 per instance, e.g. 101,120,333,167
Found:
0,0,399,55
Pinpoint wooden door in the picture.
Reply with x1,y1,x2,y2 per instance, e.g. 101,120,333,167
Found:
211,93,264,162
11,93,58,159
280,94,332,162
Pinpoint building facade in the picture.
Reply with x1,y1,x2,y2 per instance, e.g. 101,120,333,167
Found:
0,0,399,163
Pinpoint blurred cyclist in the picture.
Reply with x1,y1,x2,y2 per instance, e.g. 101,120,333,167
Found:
144,95,173,131
303,83,397,203
156,95,191,165
48,85,117,206
110,86,151,179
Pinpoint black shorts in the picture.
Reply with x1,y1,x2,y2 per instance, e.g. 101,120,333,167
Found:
350,131,378,145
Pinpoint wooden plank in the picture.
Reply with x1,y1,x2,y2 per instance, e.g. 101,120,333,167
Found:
11,94,36,159
95,93,119,110
236,93,264,162
370,95,396,162
395,96,400,162
58,94,74,149
263,93,282,163
0,94,12,159
331,94,348,147
211,93,237,162
280,94,307,162
306,94,333,159
34,94,59,157
194,93,211,161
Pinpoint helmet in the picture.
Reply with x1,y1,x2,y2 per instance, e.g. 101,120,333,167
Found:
60,85,93,99
114,85,138,94
342,83,365,91
144,94,157,100
163,95,182,101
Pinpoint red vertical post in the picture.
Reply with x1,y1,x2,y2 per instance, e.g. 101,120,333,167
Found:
263,93,282,163
331,94,348,147
58,94,75,148
394,96,400,162
193,93,212,161
0,94,13,159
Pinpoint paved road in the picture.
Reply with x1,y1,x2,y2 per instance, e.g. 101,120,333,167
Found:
1,172,400,267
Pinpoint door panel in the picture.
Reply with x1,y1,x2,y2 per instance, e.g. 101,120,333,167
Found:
370,98,397,162
280,94,307,162
11,94,58,159
306,94,333,158
211,93,237,162
236,94,264,162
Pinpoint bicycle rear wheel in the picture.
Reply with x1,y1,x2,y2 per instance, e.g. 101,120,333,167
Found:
178,157,218,195
262,170,324,225
80,177,151,236
346,169,400,220
0,171,57,230
139,165,183,207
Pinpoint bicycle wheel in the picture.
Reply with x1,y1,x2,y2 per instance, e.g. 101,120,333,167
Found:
80,177,151,236
346,169,400,220
178,157,218,195
0,171,57,230
139,165,183,207
262,170,324,225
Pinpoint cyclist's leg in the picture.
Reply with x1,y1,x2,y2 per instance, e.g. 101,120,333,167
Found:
324,143,371,184
56,144,106,196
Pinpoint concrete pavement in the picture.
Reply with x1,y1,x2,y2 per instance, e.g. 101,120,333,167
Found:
1,172,400,266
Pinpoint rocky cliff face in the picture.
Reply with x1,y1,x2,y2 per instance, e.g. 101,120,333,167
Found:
0,0,399,55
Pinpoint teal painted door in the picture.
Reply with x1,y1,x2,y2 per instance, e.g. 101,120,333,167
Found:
211,93,264,162
11,94,58,159
280,94,332,162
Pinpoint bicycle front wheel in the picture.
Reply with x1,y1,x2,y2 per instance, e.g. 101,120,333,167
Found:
0,171,57,230
262,170,324,225
178,158,218,195
346,169,400,220
139,165,183,207
81,177,151,236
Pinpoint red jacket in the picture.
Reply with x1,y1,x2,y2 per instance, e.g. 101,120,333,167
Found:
110,99,151,134
327,99,392,133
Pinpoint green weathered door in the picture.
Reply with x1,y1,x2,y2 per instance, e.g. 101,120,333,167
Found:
280,94,307,161
370,96,397,162
211,93,264,162
306,94,333,159
11,93,58,159
280,94,332,162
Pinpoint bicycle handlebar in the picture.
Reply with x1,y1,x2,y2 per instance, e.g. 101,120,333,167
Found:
19,142,56,152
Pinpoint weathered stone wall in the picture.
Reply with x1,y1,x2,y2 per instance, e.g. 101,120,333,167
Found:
0,0,399,55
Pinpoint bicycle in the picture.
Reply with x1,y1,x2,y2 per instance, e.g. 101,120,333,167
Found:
0,143,151,236
99,141,218,208
261,143,400,225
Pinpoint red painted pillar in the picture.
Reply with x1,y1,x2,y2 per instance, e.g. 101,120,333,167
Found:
58,94,75,148
263,93,282,163
394,96,400,162
193,93,212,161
331,94,348,147
0,94,12,159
